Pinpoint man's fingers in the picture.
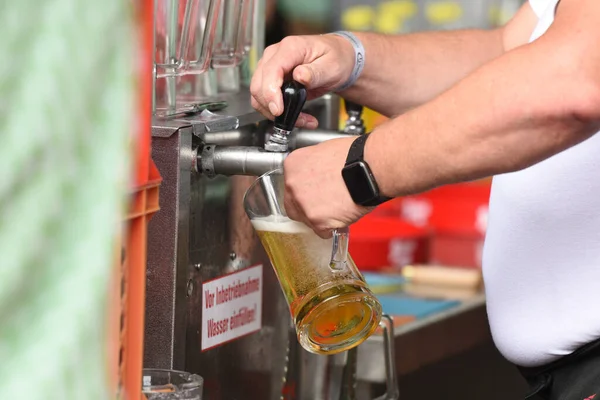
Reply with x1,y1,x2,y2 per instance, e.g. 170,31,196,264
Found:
287,195,334,239
250,56,276,119
249,59,263,99
261,37,309,116
284,192,303,222
252,35,347,118
250,95,273,120
293,54,343,91
250,101,316,127
283,165,318,231
314,228,333,239
297,112,318,129
250,44,277,111
261,43,278,64
261,68,284,117
292,64,318,89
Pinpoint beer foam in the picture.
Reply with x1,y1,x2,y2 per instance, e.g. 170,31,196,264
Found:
251,215,313,234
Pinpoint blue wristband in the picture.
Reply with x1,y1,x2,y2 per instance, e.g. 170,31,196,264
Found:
331,31,365,92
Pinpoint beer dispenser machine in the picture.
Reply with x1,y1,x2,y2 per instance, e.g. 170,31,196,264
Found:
145,1,399,399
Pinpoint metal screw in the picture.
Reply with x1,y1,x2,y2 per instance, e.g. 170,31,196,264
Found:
229,252,237,261
194,263,202,271
187,280,194,297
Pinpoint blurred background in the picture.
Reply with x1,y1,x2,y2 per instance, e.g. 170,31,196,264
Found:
268,0,523,40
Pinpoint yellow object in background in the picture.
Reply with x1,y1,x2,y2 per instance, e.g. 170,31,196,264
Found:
341,5,376,31
378,0,418,20
374,12,404,34
374,1,418,35
249,48,258,73
425,1,463,26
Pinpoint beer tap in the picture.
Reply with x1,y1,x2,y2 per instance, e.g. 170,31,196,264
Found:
264,80,308,152
343,100,365,136
197,80,310,177
197,144,288,178
195,82,372,177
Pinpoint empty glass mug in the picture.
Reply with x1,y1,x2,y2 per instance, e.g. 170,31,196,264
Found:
142,369,203,399
154,0,222,116
154,0,221,77
211,0,254,68
244,170,383,354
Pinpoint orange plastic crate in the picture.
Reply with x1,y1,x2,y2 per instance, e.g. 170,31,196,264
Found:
108,0,156,398
108,167,161,400
112,174,161,400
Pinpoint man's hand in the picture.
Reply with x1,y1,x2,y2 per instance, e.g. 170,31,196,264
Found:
250,34,354,128
251,28,507,120
283,137,371,238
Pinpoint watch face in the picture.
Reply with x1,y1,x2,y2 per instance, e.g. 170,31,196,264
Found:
342,161,379,205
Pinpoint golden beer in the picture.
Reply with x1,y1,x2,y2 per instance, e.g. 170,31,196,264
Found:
252,216,382,354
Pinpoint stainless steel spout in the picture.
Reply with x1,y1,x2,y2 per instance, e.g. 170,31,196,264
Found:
289,129,356,149
198,145,288,178
196,97,365,178
197,129,356,177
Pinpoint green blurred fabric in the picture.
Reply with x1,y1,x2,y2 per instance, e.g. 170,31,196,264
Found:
0,0,134,399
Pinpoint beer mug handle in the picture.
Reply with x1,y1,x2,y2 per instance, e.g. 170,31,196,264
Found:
373,315,400,400
330,227,350,270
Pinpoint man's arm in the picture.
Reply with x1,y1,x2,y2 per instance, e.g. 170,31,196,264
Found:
282,0,600,237
251,4,537,124
339,30,504,117
342,4,539,117
365,0,600,198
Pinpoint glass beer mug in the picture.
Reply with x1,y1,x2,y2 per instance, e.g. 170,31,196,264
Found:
244,170,383,354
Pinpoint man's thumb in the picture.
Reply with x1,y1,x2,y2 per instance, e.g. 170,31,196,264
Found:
292,63,324,90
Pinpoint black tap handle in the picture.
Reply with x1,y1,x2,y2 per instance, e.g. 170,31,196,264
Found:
274,81,307,132
344,99,363,116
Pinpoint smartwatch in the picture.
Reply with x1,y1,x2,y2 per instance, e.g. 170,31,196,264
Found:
341,134,391,207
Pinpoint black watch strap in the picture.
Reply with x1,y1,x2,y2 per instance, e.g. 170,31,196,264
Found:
345,133,369,164
344,134,391,207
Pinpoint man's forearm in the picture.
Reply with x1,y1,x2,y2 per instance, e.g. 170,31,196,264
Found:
339,29,505,117
365,29,600,197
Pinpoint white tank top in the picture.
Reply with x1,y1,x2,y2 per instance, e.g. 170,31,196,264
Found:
483,0,600,367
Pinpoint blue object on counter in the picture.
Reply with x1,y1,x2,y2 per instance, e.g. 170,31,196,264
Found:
363,272,406,287
363,271,461,318
376,296,460,319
